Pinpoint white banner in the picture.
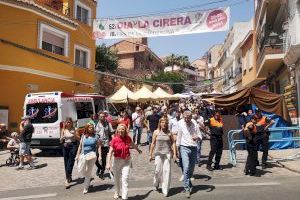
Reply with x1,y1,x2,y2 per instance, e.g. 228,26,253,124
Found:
93,7,230,39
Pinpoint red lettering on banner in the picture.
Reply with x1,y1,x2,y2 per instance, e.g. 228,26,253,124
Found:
163,18,169,27
206,9,227,30
177,17,184,25
153,20,159,27
184,16,191,25
138,21,149,28
170,18,176,26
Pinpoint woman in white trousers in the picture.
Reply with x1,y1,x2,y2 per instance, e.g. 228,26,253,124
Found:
149,117,177,197
76,123,101,194
107,124,142,200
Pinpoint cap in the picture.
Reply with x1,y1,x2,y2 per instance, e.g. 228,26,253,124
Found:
21,115,31,120
136,107,141,111
103,110,109,113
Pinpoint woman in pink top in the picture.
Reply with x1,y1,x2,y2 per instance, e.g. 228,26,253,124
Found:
107,123,142,200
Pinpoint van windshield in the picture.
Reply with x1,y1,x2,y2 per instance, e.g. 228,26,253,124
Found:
26,103,58,124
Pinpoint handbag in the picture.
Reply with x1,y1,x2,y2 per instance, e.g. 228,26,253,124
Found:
85,151,96,161
77,136,86,175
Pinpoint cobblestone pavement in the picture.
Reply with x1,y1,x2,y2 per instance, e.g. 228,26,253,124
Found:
0,132,299,192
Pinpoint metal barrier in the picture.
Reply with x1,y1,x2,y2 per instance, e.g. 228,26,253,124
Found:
227,127,300,166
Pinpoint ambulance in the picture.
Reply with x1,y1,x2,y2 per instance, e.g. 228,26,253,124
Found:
23,92,108,149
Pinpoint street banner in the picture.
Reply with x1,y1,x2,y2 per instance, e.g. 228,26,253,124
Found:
93,7,230,39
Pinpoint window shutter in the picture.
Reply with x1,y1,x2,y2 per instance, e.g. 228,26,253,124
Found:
75,49,80,65
42,31,64,48
77,6,81,21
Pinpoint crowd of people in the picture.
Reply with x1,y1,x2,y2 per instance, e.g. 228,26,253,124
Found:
0,99,275,199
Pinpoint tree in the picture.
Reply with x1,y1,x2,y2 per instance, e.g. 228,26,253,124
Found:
95,44,118,72
147,71,185,93
164,54,190,67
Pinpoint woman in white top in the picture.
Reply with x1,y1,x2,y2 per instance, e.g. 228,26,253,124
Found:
149,117,177,197
60,117,78,189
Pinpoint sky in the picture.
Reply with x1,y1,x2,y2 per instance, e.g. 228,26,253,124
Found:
96,0,254,62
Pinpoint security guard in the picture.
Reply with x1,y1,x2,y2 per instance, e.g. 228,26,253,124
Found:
243,118,258,176
254,109,274,169
206,111,224,171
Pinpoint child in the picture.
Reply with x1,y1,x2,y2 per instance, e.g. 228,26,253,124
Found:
7,132,20,151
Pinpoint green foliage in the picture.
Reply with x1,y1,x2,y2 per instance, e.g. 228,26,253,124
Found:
95,44,118,72
164,54,190,67
148,71,185,93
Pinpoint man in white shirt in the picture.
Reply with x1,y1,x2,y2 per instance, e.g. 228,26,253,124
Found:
176,111,202,198
132,107,144,145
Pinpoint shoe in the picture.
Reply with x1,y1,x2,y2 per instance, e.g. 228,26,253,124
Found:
67,177,72,183
83,188,88,194
214,165,222,170
154,184,159,191
96,169,100,176
262,164,267,169
206,165,213,171
16,165,24,170
179,175,184,182
113,193,119,199
65,180,70,189
244,169,249,175
190,177,195,182
99,172,105,180
27,165,37,170
249,173,256,176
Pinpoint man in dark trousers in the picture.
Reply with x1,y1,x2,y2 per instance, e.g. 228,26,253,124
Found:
243,118,258,176
254,110,274,169
146,107,161,146
206,111,224,171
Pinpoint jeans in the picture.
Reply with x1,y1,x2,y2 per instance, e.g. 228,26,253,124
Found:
180,146,197,192
196,140,202,164
133,126,142,145
62,142,78,180
154,154,172,196
113,158,131,200
147,130,153,145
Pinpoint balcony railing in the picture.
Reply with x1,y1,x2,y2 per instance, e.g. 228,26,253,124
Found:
35,0,70,16
257,44,284,72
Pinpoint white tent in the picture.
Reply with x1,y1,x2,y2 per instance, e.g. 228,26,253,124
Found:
172,93,190,99
153,87,177,100
109,85,136,103
132,86,159,101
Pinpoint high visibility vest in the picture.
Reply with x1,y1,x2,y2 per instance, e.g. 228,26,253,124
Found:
210,117,223,128
256,116,267,126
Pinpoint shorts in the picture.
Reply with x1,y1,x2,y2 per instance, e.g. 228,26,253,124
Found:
19,142,31,156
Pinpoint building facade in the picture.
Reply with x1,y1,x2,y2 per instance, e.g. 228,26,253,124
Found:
216,21,252,94
109,38,164,79
0,0,97,129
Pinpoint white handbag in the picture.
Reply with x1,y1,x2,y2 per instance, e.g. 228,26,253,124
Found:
85,151,96,161
77,136,86,175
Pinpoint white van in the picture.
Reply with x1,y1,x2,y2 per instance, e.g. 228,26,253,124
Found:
23,92,108,149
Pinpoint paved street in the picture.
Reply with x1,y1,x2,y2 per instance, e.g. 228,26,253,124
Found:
0,133,299,200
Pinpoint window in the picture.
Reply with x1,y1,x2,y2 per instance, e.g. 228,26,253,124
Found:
75,1,91,25
136,45,140,51
39,23,69,56
26,103,58,124
75,102,93,119
74,45,90,68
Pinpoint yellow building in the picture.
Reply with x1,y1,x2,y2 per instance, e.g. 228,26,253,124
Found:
0,0,97,130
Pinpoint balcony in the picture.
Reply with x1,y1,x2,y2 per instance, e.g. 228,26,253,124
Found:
256,43,284,78
284,13,300,65
34,0,70,16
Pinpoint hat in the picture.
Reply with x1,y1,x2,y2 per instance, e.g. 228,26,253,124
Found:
136,107,141,111
21,115,31,120
103,110,109,113
11,132,18,137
